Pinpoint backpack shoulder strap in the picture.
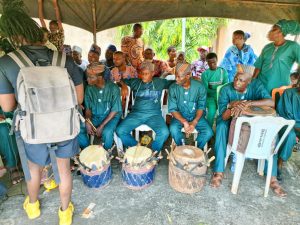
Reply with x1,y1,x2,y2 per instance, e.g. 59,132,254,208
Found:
8,49,34,68
52,51,66,68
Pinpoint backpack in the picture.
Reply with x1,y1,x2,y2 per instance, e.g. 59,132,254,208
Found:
8,49,81,144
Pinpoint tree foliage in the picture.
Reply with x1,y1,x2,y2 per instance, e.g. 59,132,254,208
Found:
116,18,227,62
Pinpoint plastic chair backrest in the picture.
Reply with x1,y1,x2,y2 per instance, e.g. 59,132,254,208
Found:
271,85,292,100
231,116,295,159
132,89,166,110
216,83,227,101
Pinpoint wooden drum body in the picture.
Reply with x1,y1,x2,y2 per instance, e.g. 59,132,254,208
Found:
121,146,156,190
79,145,112,188
168,145,207,194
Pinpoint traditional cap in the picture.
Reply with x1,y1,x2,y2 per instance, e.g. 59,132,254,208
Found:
177,51,185,57
72,45,82,54
276,19,300,36
140,61,155,72
107,44,117,52
237,64,255,76
175,63,191,75
86,62,105,76
197,46,209,52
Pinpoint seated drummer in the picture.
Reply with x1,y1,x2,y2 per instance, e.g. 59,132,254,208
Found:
210,67,285,196
116,62,173,152
78,62,122,150
276,78,300,183
168,64,213,149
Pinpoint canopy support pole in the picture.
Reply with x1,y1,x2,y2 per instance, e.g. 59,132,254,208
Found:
182,18,186,52
92,0,97,44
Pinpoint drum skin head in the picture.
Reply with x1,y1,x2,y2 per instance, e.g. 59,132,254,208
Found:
243,106,276,116
79,145,108,169
173,145,204,162
124,146,152,164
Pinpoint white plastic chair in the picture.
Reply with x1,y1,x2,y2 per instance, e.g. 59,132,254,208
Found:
224,116,295,197
133,89,166,142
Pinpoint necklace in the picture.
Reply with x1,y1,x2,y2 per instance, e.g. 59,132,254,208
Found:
134,80,158,104
235,88,247,100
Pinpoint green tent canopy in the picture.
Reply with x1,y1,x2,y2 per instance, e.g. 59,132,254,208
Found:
2,0,299,33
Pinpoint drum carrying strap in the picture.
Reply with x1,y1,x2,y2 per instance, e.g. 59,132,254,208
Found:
47,144,61,184
173,158,207,178
15,131,32,181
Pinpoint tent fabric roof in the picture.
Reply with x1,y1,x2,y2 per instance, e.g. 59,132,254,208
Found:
4,0,300,32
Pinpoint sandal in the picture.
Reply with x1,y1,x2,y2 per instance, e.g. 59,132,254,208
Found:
270,178,287,197
9,167,24,185
210,172,224,188
0,167,7,178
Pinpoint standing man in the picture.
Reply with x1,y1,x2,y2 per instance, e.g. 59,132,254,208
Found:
39,0,64,51
168,64,213,149
253,20,300,93
121,23,144,69
191,46,209,80
221,30,256,82
0,2,83,224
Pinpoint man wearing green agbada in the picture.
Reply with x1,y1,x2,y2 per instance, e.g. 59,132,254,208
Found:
254,19,300,93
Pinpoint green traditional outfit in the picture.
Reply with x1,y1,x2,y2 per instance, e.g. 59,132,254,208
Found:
255,20,300,93
201,67,228,126
78,81,122,150
277,88,300,161
0,107,19,168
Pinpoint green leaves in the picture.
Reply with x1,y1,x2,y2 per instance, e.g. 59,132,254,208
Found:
117,18,227,62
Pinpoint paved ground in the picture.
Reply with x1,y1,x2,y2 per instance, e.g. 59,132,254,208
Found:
0,149,300,225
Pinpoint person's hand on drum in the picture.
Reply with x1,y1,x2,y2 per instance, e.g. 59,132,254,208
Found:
86,122,95,135
228,100,241,109
187,121,197,134
96,124,104,137
183,120,191,134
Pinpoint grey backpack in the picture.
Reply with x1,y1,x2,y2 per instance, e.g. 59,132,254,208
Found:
8,49,81,144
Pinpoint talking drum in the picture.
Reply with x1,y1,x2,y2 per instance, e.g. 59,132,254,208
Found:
121,146,156,190
228,106,276,153
79,145,112,188
168,145,208,194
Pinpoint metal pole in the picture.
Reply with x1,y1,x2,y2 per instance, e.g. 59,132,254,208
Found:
92,0,97,44
182,18,186,52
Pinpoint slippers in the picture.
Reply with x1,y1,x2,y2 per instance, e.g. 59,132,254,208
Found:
210,172,224,188
0,167,7,178
9,167,24,185
270,179,287,197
